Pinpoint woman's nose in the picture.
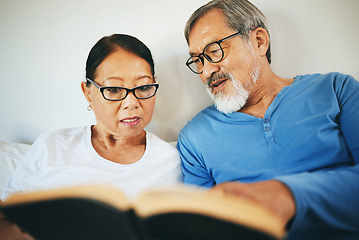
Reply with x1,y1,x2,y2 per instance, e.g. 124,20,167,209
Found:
121,92,139,110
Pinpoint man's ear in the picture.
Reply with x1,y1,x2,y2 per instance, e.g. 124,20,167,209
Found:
251,27,269,58
81,81,92,105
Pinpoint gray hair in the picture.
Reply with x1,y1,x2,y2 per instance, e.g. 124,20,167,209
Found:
184,0,271,64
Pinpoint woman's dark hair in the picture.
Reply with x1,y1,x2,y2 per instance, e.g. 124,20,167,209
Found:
85,34,155,85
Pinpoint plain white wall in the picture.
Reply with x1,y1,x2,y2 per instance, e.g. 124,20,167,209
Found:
1,0,358,144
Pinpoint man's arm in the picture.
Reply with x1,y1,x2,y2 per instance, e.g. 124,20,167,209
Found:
213,74,359,232
212,165,359,232
177,133,215,187
275,164,359,231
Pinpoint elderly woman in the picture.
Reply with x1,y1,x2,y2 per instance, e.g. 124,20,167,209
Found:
1,34,183,201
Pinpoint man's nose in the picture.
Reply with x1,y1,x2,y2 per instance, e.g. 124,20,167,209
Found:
201,60,221,83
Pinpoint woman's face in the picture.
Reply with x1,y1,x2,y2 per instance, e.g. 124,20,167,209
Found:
83,47,156,139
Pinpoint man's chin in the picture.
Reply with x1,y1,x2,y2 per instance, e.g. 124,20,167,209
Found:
212,95,246,114
214,103,241,114
206,84,248,114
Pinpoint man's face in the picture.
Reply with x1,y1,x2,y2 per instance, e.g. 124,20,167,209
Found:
188,9,260,113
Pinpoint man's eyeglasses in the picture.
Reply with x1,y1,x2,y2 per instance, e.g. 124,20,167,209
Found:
86,78,159,101
185,31,241,74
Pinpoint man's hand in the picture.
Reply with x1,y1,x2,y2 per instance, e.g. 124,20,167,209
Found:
211,180,296,227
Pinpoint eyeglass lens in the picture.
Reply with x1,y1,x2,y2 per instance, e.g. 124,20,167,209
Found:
187,42,223,74
102,85,158,101
186,31,241,74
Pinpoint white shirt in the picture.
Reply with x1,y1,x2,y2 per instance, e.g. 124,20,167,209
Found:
1,126,183,200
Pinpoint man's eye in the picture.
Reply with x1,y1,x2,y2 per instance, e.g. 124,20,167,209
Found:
205,43,221,56
210,49,221,54
193,56,204,65
193,58,201,64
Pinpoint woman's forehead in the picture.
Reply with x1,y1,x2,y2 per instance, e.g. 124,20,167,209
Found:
95,50,153,84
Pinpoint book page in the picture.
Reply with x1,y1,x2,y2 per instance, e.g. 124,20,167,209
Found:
134,186,285,239
2,185,132,211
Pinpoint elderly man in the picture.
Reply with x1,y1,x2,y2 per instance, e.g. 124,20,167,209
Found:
177,0,359,239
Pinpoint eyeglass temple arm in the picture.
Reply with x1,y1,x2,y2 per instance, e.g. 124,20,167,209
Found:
86,78,101,89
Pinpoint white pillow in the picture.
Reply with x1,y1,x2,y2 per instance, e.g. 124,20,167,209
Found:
0,141,31,195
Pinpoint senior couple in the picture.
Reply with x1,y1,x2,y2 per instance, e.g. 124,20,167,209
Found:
1,0,358,239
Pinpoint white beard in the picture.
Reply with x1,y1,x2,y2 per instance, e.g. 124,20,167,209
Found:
206,65,260,114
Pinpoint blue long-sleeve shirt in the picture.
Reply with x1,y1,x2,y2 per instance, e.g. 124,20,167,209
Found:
177,72,359,239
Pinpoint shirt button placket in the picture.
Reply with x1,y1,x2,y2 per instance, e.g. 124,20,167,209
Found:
263,118,274,143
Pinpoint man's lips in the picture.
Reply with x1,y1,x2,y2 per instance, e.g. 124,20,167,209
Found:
210,78,228,91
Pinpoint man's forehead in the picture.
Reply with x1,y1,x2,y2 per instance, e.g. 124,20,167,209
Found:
188,27,215,54
187,9,232,54
188,26,234,55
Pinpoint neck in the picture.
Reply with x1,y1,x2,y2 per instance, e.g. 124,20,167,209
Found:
91,125,146,164
92,125,146,149
239,71,293,118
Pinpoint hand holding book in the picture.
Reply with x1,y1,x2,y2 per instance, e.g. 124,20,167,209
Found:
212,180,296,227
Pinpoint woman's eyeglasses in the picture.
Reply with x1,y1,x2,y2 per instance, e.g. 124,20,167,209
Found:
86,78,159,101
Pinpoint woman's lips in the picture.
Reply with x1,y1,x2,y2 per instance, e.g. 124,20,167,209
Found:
120,117,141,127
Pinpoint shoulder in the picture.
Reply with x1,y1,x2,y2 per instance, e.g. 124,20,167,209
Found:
146,131,179,159
294,72,359,98
146,132,177,151
37,126,89,143
33,126,90,151
178,105,232,145
21,126,92,168
180,105,219,133
142,132,183,183
294,72,357,87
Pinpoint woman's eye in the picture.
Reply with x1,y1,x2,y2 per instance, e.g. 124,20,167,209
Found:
137,86,150,91
108,88,120,93
104,88,122,95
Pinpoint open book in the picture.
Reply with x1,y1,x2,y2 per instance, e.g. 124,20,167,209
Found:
0,185,286,240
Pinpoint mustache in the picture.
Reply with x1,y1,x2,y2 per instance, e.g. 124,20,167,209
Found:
206,72,232,88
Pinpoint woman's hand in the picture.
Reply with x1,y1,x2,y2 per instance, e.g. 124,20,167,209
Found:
0,213,35,240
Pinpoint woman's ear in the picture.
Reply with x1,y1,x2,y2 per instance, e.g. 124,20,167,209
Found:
81,81,92,105
251,27,269,58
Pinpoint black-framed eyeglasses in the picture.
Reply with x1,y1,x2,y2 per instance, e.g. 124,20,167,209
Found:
185,31,242,74
86,78,159,101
